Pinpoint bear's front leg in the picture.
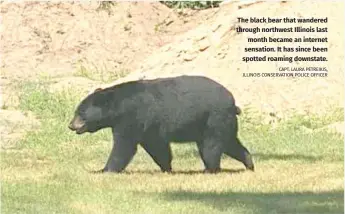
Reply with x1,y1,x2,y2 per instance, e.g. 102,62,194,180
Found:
100,133,138,173
140,139,172,173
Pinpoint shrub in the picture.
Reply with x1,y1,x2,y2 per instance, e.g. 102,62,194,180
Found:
160,1,223,10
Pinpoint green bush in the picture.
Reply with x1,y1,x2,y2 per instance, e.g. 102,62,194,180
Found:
160,1,223,10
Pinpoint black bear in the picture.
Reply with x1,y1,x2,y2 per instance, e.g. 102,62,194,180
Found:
68,75,254,173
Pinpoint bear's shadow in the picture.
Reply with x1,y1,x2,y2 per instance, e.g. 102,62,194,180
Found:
120,168,246,175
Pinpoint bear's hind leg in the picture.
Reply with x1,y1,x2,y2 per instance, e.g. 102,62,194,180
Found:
198,138,222,173
198,111,230,173
224,138,254,171
141,139,172,173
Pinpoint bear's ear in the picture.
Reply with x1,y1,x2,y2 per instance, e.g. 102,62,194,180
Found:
87,87,103,96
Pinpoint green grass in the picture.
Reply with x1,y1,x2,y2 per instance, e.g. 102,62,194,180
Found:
1,81,344,214
74,60,128,83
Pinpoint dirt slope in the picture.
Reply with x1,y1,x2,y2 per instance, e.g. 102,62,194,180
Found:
1,2,214,80
101,0,344,118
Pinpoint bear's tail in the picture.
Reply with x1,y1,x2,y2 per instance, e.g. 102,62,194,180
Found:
236,106,242,115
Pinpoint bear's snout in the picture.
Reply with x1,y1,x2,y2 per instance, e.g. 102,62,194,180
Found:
68,115,86,134
68,122,76,131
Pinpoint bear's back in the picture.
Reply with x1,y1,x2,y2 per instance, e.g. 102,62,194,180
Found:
143,75,235,107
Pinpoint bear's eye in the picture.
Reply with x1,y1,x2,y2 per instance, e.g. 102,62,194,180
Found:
75,108,87,120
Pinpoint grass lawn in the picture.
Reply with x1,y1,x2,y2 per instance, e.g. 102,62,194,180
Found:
1,81,344,214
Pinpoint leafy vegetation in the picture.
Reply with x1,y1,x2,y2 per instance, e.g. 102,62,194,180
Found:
96,1,117,15
74,59,129,83
160,1,223,10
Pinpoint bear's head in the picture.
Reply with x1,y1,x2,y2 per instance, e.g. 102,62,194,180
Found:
68,88,111,134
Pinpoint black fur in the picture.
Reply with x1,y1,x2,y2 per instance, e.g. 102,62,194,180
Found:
68,75,254,173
